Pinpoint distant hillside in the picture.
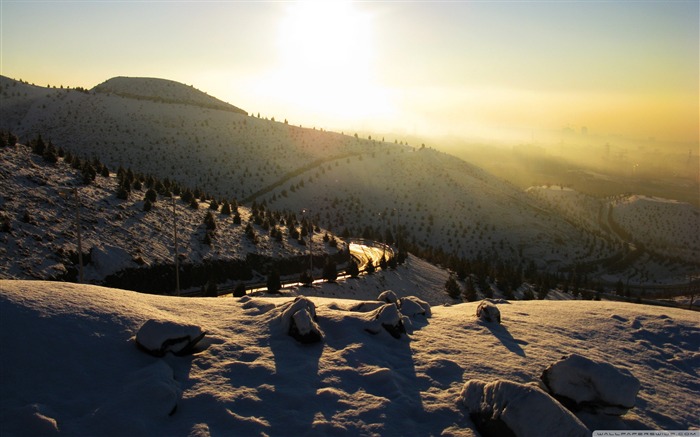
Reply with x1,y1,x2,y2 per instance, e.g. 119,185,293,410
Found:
92,76,247,114
0,142,345,293
1,76,697,286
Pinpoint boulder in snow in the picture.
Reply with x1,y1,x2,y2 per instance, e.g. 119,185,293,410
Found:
280,296,323,344
135,319,206,357
476,300,501,323
366,303,406,339
347,300,386,313
460,379,589,437
399,296,431,317
540,354,640,415
377,290,399,305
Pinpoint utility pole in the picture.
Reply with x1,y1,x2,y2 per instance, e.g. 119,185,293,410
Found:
172,194,180,295
73,188,83,283
60,187,83,283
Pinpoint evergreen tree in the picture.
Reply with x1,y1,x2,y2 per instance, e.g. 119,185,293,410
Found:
233,282,246,297
463,276,478,302
266,269,281,293
143,198,153,212
145,188,157,203
445,275,461,299
322,258,338,283
347,259,360,278
204,211,217,231
220,200,232,215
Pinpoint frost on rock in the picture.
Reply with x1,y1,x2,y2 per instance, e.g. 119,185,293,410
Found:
279,296,323,344
476,300,501,324
366,303,406,339
135,319,206,357
377,290,399,305
459,379,589,437
540,354,641,415
399,295,431,317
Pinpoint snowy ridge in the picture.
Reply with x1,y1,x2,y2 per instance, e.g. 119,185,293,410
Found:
92,77,247,114
1,280,698,435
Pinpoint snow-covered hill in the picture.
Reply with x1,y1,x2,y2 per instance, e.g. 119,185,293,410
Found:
0,143,345,292
1,279,698,436
1,75,697,285
92,77,247,114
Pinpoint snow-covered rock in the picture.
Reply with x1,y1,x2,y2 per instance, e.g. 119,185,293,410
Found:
377,290,399,305
278,296,323,343
135,319,206,357
399,295,431,317
540,354,640,415
366,303,406,339
459,379,589,437
476,300,501,323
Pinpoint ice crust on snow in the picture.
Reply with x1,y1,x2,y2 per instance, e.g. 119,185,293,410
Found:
460,379,589,437
541,353,641,415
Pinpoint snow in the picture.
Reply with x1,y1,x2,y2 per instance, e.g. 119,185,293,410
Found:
135,319,205,356
540,353,640,415
1,278,698,436
459,379,589,437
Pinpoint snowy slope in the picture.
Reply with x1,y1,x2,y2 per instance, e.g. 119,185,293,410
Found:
1,279,698,436
1,75,697,285
0,143,345,290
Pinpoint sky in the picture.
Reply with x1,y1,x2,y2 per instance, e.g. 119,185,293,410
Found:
1,0,698,144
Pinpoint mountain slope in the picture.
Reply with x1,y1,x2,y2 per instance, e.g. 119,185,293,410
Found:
1,75,697,284
0,143,345,292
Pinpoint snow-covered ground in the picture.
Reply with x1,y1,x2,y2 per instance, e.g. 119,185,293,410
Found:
1,278,698,436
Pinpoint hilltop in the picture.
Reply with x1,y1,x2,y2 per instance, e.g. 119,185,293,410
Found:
1,75,697,287
92,77,247,114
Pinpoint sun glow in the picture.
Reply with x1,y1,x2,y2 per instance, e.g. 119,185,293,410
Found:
258,1,393,126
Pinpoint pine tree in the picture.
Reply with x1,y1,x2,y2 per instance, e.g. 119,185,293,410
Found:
204,211,216,231
233,282,246,297
322,258,337,283
266,269,281,293
145,188,157,203
143,198,153,212
445,275,461,299
220,200,231,215
347,259,360,278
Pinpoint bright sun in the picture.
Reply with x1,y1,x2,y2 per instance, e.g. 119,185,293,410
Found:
267,1,392,123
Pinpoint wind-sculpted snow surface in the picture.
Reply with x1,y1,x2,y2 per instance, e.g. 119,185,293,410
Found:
1,280,698,435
